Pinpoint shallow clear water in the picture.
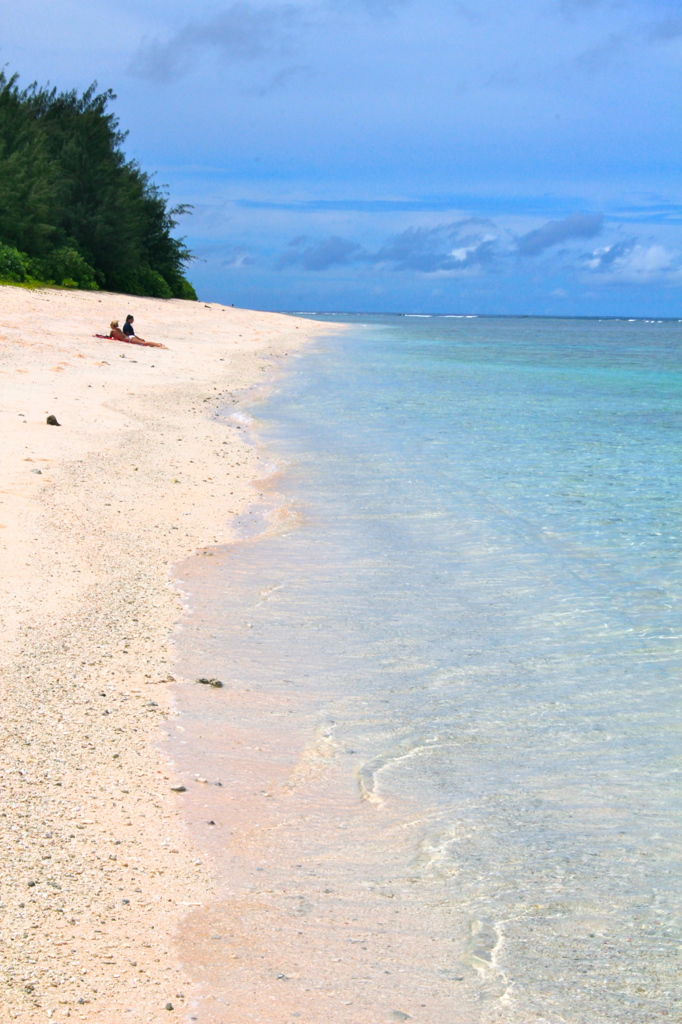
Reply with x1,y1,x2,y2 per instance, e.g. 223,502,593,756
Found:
172,316,681,1024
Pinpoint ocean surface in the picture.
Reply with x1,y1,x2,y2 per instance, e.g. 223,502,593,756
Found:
170,315,681,1024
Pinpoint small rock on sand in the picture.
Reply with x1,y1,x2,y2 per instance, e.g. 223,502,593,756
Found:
170,785,186,793
46,414,60,425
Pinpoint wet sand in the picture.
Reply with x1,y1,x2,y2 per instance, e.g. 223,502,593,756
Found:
167,532,482,1024
0,285,331,1022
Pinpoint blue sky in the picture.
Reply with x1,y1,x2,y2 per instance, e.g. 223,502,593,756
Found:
5,0,682,313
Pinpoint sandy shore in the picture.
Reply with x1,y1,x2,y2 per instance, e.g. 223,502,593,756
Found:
0,285,330,1022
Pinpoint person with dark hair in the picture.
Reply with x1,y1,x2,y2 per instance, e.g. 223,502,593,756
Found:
123,314,141,340
101,319,167,349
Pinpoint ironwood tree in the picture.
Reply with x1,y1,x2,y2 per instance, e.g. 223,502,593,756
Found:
0,71,197,298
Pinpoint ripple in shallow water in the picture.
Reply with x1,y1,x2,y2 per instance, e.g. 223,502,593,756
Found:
171,315,682,1023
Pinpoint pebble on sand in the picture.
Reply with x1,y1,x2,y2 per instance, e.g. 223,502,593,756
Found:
196,677,224,688
170,785,186,793
46,414,60,425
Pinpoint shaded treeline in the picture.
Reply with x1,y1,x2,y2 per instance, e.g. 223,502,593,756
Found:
0,71,196,298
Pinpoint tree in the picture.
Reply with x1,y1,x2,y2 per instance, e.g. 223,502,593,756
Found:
0,71,197,299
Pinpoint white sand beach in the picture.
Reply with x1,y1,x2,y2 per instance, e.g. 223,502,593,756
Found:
0,285,329,1022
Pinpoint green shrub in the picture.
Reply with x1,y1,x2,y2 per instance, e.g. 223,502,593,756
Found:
139,267,173,300
27,246,99,289
167,273,198,301
114,265,173,299
0,242,28,282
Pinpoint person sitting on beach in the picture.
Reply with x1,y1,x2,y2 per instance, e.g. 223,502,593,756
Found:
108,320,129,341
123,314,141,340
106,320,167,349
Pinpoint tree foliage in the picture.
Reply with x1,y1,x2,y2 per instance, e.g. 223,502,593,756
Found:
0,71,197,299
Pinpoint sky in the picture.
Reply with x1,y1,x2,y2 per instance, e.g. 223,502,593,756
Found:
5,0,682,314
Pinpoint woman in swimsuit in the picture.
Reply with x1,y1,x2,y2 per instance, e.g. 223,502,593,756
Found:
108,320,166,349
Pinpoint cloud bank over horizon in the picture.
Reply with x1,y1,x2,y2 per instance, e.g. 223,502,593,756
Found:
4,0,682,313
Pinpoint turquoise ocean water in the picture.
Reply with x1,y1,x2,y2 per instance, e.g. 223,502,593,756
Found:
173,316,681,1024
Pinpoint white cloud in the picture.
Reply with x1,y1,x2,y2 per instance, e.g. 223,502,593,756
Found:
584,239,682,283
